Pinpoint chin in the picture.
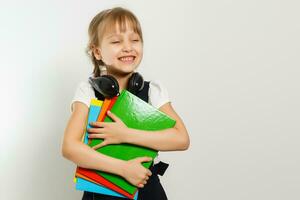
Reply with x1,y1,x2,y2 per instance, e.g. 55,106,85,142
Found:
119,65,138,74
111,68,135,77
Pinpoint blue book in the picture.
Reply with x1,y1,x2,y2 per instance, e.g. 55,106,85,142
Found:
76,178,138,200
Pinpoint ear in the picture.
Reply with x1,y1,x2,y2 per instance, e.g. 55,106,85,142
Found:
92,46,102,60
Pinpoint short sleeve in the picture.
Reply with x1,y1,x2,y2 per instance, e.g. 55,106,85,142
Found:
70,81,96,112
148,80,171,109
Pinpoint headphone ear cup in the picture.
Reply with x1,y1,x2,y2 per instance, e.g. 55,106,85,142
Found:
127,72,144,94
89,75,119,98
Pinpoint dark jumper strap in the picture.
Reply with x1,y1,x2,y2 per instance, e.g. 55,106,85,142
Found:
151,161,169,176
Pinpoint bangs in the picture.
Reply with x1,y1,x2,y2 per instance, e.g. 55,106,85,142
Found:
99,8,143,41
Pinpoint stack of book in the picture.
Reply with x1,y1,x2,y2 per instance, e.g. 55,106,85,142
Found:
73,90,176,199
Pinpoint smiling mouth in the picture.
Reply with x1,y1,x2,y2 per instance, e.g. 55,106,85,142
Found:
118,56,136,63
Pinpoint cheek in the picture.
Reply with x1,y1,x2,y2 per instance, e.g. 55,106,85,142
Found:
139,50,143,59
102,48,119,61
135,44,143,55
136,50,143,64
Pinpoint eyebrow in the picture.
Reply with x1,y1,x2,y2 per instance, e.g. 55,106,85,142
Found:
105,32,139,39
106,34,120,39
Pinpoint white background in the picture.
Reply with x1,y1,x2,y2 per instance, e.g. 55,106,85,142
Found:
0,0,299,199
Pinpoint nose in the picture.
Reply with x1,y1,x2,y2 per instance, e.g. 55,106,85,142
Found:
121,40,133,52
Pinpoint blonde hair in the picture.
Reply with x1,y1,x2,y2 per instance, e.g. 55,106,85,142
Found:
86,7,143,77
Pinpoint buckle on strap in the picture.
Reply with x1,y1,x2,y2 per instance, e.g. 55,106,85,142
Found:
151,161,169,176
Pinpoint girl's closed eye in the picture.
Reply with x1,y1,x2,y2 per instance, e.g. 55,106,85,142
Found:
131,35,140,42
111,40,121,44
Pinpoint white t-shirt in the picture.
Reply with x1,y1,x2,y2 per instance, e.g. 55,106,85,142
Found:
70,79,171,164
70,80,170,111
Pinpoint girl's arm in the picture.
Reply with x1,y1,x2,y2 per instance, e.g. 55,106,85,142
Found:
89,102,190,151
62,102,152,187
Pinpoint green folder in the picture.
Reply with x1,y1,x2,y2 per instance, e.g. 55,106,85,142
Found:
89,90,176,194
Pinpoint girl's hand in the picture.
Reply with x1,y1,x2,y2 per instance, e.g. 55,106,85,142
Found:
121,157,153,188
88,111,129,150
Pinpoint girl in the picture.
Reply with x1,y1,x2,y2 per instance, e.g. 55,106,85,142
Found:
62,7,190,200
